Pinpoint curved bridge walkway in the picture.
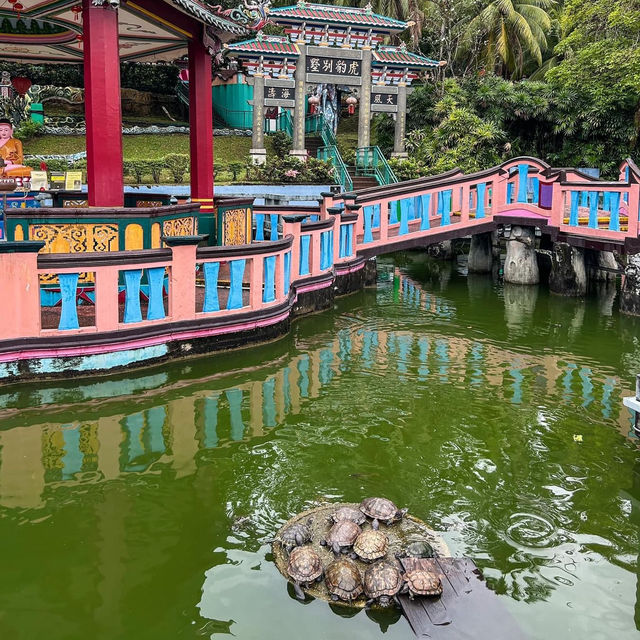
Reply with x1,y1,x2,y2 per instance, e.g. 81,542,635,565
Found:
0,156,638,380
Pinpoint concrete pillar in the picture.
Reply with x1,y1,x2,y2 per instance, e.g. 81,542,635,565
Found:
188,37,214,214
291,45,307,161
587,250,619,283
468,232,494,273
549,242,587,297
391,83,408,159
83,0,123,207
357,47,373,149
504,225,539,285
250,73,267,165
621,254,640,316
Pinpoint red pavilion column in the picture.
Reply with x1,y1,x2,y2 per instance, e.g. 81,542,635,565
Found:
188,38,214,215
83,0,124,207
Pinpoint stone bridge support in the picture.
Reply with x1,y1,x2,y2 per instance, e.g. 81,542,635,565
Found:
468,232,494,274
621,254,640,316
504,226,539,285
549,242,587,297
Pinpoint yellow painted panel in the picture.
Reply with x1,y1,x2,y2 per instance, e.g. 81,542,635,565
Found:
14,224,24,241
152,222,161,249
125,223,144,251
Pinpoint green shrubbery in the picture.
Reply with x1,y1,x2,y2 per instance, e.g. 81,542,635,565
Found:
0,62,179,94
249,156,336,184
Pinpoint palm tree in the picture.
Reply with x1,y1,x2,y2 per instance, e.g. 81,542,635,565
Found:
461,0,555,79
333,0,425,45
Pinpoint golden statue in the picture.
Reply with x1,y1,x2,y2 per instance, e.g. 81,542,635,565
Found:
0,119,31,178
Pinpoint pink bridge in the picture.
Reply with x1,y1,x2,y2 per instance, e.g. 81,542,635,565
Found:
0,156,638,381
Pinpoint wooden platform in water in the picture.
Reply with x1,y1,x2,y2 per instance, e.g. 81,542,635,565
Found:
398,557,527,639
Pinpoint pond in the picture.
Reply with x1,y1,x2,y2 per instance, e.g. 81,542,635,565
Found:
0,253,638,640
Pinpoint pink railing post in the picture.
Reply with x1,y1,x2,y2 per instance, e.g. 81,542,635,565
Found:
95,267,119,332
164,235,203,321
0,242,43,339
628,185,640,238
460,184,471,224
550,184,564,228
320,192,335,219
379,200,389,243
250,255,264,309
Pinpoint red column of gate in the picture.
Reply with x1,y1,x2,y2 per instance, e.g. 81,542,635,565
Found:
83,0,124,207
188,39,214,215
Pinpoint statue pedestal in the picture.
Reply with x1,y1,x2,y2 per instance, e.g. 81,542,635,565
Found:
250,148,267,165
289,149,308,163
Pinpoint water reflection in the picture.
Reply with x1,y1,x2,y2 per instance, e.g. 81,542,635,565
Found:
0,273,635,512
0,259,639,639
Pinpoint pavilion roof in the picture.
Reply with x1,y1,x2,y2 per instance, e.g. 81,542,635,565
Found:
226,35,301,57
373,46,441,69
269,3,407,34
0,0,261,65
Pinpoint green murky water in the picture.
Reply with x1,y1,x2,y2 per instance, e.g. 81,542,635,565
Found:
0,253,639,640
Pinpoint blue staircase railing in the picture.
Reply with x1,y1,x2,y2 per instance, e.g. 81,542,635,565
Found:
355,146,398,186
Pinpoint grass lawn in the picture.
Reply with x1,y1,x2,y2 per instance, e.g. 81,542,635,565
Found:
26,134,256,162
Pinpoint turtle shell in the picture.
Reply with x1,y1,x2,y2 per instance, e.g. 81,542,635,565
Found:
280,522,311,549
405,540,436,558
287,546,323,584
404,569,443,597
353,529,388,562
325,558,363,601
360,497,400,522
325,521,361,548
330,506,367,526
364,561,403,599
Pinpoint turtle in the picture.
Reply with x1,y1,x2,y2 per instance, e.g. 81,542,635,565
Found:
320,520,362,555
324,557,364,602
402,568,443,600
364,561,404,607
286,546,323,600
352,529,388,563
395,539,436,560
329,506,367,526
359,497,407,530
278,521,312,553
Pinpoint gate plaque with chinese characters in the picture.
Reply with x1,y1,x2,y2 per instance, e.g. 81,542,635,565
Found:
264,78,296,108
371,87,399,112
305,46,363,85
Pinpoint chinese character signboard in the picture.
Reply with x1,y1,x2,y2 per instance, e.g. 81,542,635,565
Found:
264,79,296,108
305,48,363,85
370,88,399,113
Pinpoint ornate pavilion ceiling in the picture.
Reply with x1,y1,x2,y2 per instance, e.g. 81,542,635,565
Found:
0,0,256,64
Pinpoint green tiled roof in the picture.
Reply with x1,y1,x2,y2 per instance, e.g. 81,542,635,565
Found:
227,35,300,57
269,3,407,32
373,46,440,68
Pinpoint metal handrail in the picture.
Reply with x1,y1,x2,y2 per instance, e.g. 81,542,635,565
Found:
355,146,399,185
318,145,353,192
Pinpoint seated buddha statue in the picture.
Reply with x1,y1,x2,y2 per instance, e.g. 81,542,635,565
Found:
0,119,32,179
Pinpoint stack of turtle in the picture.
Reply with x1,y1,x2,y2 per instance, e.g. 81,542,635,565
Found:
274,498,444,608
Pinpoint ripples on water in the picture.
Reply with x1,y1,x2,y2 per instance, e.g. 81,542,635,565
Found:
0,254,639,640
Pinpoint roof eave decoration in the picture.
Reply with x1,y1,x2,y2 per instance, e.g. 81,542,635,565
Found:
268,2,407,34
373,45,442,69
226,34,300,57
171,0,271,35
